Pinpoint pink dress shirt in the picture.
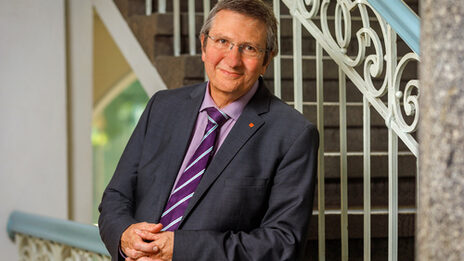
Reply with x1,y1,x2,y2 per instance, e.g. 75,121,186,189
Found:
171,80,259,190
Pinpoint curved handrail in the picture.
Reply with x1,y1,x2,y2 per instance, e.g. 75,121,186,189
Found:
367,0,420,54
7,211,109,256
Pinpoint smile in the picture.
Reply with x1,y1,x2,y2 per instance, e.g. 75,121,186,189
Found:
218,68,243,77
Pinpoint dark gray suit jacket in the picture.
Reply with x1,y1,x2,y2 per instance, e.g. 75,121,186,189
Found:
98,79,319,261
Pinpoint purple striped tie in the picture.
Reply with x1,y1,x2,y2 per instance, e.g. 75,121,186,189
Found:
159,107,229,231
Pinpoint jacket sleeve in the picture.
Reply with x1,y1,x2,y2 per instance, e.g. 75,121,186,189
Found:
173,125,319,261
97,93,158,260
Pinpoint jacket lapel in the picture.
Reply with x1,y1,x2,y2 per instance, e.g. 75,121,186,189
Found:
179,81,271,227
151,84,206,222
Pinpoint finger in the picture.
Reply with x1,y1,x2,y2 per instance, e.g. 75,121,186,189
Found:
133,240,160,253
135,229,160,241
125,248,146,259
139,223,163,233
135,257,157,261
152,223,163,232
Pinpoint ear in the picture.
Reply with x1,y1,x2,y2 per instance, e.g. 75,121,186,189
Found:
200,34,206,62
260,51,275,75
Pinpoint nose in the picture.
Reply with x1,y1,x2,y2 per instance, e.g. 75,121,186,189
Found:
223,44,242,68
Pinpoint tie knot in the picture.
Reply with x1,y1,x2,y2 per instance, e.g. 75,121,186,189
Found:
205,107,229,127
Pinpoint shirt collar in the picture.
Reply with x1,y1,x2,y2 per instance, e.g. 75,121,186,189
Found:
200,80,259,120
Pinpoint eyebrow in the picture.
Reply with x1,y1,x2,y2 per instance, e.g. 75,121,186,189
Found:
209,33,229,41
209,33,264,49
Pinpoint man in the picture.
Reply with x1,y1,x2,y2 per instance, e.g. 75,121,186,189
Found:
98,0,319,260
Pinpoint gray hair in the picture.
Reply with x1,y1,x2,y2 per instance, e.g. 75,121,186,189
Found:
199,0,278,65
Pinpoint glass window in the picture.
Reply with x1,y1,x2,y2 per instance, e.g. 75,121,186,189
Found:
92,79,149,223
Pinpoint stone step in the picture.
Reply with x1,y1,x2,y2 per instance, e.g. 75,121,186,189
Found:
149,0,419,21
300,103,386,127
304,212,415,259
305,211,415,259
264,78,390,103
322,153,416,179
152,0,220,13
315,176,416,209
305,236,414,261
264,58,418,82
320,127,412,152
114,0,145,19
308,212,415,239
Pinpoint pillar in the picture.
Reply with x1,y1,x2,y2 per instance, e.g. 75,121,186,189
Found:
418,0,464,260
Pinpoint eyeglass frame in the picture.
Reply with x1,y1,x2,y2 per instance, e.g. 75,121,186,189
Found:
204,33,269,59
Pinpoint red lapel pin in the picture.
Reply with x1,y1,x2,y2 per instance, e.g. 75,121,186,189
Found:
249,123,254,128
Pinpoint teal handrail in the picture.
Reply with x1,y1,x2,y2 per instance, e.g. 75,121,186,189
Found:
367,0,420,55
7,211,110,256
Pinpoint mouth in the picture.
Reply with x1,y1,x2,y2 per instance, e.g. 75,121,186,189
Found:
218,68,243,77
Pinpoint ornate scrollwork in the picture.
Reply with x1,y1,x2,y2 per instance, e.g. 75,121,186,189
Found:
363,26,387,98
291,0,420,151
297,0,320,19
316,0,391,96
393,53,420,133
15,234,110,261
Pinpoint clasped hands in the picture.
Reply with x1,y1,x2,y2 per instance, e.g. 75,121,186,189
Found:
121,222,174,261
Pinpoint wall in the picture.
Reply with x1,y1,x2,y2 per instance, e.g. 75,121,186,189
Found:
93,11,132,107
67,0,94,224
0,0,68,258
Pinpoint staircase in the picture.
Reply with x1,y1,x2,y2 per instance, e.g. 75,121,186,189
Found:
112,0,419,260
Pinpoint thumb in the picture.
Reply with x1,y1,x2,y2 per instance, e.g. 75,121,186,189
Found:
149,223,164,233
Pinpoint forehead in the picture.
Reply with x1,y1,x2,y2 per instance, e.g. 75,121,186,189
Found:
210,10,267,45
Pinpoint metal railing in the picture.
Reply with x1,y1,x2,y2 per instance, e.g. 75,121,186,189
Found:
282,2,420,261
152,0,208,56
144,1,421,261
7,211,110,260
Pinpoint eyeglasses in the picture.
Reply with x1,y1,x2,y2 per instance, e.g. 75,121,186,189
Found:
206,34,267,59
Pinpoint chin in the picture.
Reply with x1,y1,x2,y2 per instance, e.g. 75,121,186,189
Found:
217,85,241,95
216,79,241,91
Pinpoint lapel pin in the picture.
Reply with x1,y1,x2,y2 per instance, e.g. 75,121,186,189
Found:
249,123,254,128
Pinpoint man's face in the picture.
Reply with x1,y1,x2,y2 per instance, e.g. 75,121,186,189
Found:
201,10,271,105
